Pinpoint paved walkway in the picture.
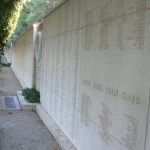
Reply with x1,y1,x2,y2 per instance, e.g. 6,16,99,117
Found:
0,67,22,96
0,66,61,150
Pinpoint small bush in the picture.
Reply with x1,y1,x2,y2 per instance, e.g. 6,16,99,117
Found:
22,87,40,103
1,63,11,67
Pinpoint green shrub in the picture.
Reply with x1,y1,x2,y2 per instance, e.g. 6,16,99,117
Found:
0,0,23,49
22,87,40,103
0,63,11,67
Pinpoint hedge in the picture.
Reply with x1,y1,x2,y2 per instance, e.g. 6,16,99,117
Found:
0,0,23,49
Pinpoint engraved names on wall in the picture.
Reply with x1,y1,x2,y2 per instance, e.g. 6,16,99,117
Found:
81,79,144,150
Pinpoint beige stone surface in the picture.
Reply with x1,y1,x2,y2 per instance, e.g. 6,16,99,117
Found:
11,29,34,88
0,111,61,150
40,0,150,150
0,67,22,96
17,91,36,111
36,104,76,150
0,66,61,150
4,0,150,150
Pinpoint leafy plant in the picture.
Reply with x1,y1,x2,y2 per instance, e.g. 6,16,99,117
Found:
0,63,11,67
22,87,40,103
8,0,53,44
0,0,23,49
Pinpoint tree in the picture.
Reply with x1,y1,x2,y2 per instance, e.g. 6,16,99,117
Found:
8,0,53,44
0,0,23,49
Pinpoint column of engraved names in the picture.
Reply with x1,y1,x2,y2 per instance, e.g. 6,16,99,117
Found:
134,0,146,50
117,0,126,50
122,114,138,150
81,93,91,126
55,37,62,120
99,102,112,144
99,5,111,50
85,8,98,51
67,31,79,138
60,35,66,126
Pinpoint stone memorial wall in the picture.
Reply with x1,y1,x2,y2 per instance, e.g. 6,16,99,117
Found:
10,0,150,149
11,29,34,88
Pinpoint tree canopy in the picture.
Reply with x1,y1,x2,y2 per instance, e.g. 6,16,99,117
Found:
0,0,23,49
8,0,54,44
0,0,61,49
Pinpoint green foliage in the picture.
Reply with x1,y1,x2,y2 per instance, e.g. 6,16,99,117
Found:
8,0,53,44
0,0,23,49
0,62,11,67
22,87,40,103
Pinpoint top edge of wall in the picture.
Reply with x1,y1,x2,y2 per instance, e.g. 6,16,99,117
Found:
12,0,68,44
43,0,69,19
13,27,33,44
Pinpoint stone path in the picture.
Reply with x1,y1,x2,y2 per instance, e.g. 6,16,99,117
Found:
0,111,61,150
0,66,61,150
0,67,22,96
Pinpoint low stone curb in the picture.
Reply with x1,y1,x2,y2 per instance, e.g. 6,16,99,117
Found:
36,104,77,150
17,91,36,111
17,90,76,150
